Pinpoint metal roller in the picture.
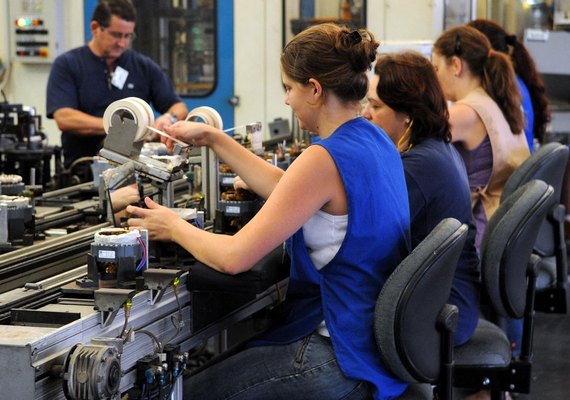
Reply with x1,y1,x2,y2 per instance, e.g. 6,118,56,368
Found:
185,106,224,130
102,97,155,142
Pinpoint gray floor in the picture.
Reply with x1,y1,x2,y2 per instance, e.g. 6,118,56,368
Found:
516,311,570,399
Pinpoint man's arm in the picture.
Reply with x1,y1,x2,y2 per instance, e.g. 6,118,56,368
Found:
166,102,188,122
53,108,106,135
154,101,189,132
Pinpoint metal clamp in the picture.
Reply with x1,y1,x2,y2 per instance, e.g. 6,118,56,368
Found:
94,288,136,327
143,268,183,305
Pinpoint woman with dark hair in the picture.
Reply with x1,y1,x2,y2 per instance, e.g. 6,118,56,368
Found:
128,23,411,400
468,18,550,151
362,51,480,346
432,25,530,250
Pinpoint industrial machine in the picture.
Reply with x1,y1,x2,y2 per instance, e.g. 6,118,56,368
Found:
0,101,57,187
0,98,290,400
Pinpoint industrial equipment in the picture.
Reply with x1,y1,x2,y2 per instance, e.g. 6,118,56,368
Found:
0,98,290,399
0,101,56,186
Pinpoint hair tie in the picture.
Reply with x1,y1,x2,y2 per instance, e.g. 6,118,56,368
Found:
505,34,517,46
348,30,362,46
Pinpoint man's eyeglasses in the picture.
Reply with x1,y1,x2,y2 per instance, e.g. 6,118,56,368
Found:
101,27,136,41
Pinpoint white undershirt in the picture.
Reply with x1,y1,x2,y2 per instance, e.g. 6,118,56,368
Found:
303,210,348,270
303,210,348,337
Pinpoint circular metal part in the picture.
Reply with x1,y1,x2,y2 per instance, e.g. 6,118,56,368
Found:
62,343,122,400
185,106,224,130
102,97,155,142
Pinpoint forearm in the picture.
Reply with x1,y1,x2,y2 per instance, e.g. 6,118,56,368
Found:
166,102,188,121
170,217,259,274
209,129,284,199
153,103,189,136
53,108,105,135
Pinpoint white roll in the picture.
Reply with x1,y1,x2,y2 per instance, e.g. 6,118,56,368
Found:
127,97,155,128
185,106,223,130
103,97,155,142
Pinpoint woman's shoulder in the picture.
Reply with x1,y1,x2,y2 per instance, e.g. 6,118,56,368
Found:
449,102,480,127
404,139,465,173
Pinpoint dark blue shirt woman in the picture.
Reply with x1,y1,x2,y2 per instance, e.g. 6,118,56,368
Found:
363,51,480,345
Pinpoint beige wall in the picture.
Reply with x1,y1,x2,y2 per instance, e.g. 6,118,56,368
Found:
234,0,446,136
1,0,447,148
0,0,85,147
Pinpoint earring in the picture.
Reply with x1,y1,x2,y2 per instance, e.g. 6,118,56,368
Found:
405,117,410,124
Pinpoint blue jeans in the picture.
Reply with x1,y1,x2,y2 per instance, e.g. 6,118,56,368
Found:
183,333,371,399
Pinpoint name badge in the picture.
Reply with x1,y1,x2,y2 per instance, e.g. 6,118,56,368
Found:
111,66,129,89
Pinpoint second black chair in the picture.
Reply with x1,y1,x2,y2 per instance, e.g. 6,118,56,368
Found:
454,180,554,398
501,142,569,313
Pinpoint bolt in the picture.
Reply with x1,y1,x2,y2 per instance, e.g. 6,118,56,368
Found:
482,378,490,386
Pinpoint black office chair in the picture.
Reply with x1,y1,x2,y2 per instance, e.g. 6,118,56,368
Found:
501,141,569,313
454,180,554,398
375,218,468,400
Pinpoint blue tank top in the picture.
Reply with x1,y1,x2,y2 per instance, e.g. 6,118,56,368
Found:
517,76,535,152
253,117,411,400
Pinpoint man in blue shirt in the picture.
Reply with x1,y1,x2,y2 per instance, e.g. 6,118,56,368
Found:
46,0,187,168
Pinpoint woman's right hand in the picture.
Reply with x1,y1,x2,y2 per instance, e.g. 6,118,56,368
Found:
233,175,251,191
163,121,217,153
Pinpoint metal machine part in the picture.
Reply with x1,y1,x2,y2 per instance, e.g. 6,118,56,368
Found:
0,173,25,195
0,102,55,186
99,98,218,218
77,228,148,289
99,98,193,210
0,274,192,400
100,98,187,182
62,341,123,400
0,194,34,250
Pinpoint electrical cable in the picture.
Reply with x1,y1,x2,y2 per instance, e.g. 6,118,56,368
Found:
134,328,162,355
136,236,147,271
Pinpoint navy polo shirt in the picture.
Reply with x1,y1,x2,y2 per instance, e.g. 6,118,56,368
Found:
46,46,182,167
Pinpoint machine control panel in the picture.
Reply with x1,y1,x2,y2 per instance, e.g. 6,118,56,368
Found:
8,0,64,63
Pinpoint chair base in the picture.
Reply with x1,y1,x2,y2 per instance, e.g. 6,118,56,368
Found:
535,284,569,313
454,359,532,394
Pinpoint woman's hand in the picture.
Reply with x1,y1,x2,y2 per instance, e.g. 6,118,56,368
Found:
233,175,251,191
163,121,216,153
110,184,140,212
126,197,183,241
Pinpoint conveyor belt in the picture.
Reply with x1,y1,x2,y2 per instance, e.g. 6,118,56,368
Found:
0,223,109,293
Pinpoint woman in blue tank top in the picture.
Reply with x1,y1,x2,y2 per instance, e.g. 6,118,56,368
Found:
127,23,411,400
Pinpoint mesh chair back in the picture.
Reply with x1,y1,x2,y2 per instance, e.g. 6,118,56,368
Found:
374,218,468,383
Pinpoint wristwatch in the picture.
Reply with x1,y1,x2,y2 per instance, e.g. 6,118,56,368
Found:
165,113,178,123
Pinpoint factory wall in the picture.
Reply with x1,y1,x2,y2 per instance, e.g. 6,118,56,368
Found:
0,0,447,149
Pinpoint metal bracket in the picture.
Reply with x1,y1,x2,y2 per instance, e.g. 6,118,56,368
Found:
143,268,183,305
94,288,136,327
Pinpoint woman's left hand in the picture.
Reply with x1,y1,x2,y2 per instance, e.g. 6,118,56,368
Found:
126,197,182,241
